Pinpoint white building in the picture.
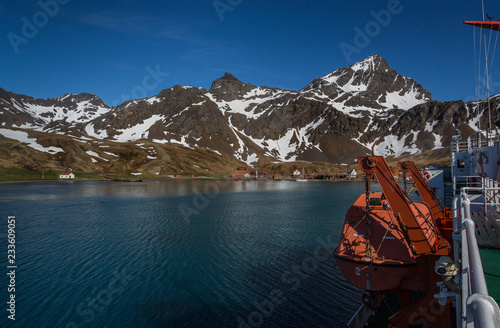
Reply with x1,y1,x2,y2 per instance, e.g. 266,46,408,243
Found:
59,173,75,179
348,169,357,178
293,170,301,177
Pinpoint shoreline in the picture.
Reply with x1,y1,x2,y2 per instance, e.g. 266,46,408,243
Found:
0,177,365,184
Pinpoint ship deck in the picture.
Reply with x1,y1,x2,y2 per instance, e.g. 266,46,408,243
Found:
471,212,500,305
471,212,500,249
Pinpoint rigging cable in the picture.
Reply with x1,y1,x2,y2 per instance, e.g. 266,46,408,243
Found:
479,0,485,120
481,0,485,21
474,25,478,101
487,24,493,56
479,25,484,102
484,34,491,129
490,26,499,67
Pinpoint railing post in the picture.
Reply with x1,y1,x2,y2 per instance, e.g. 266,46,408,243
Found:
453,195,461,252
452,195,462,327
488,178,492,212
460,192,469,327
495,181,499,212
464,219,488,295
483,177,487,214
453,175,456,198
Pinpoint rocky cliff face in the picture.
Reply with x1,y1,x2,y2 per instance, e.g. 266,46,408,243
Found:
0,54,498,174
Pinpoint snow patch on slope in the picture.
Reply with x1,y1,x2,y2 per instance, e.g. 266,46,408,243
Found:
85,124,109,139
0,129,64,154
207,89,293,120
381,88,427,109
14,100,109,125
244,153,259,166
114,115,166,142
373,134,419,157
145,96,161,104
86,150,109,162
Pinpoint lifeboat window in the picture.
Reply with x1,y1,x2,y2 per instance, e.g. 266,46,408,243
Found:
457,159,465,168
369,198,381,206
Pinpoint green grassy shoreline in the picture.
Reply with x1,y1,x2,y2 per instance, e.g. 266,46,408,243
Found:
0,167,363,183
0,167,101,182
0,167,232,183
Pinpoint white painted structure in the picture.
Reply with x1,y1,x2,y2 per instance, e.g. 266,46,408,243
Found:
59,173,75,179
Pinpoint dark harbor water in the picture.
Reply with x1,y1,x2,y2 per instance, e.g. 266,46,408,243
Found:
0,179,374,328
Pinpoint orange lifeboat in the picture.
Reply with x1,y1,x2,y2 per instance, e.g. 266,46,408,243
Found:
334,156,453,326
335,192,435,292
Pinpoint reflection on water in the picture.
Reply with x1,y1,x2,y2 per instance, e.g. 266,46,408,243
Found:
0,179,311,202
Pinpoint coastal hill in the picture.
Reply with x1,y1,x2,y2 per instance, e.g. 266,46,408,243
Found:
0,55,498,177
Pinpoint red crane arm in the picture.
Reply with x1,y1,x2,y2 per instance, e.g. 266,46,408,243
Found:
463,20,500,31
357,156,438,255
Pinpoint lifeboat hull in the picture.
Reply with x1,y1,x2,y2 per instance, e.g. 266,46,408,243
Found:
334,193,433,292
334,255,419,292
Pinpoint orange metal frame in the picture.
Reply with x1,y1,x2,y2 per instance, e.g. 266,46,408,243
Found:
398,162,443,222
398,161,454,243
357,156,439,255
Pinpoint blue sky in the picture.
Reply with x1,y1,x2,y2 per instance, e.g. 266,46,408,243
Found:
1,0,499,106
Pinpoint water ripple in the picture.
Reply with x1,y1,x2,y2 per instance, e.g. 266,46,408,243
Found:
0,180,365,328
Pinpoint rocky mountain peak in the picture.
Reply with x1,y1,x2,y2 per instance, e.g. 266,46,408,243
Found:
210,72,243,88
57,93,108,108
221,72,240,81
301,54,432,110
348,54,390,73
208,73,256,102
363,54,382,61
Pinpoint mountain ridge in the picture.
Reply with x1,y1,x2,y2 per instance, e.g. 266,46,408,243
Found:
1,55,499,175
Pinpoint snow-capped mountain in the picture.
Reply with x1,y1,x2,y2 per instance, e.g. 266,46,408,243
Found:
0,88,108,132
1,54,499,174
301,54,432,111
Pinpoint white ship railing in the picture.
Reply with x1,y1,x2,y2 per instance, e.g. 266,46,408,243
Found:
452,176,500,212
451,129,500,153
468,129,500,149
452,176,482,198
482,177,500,213
455,190,500,328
